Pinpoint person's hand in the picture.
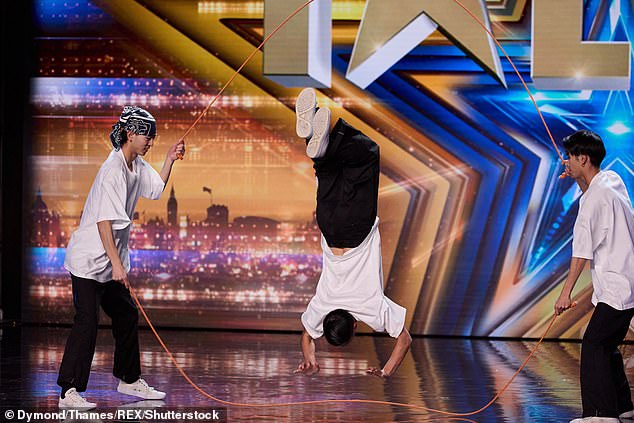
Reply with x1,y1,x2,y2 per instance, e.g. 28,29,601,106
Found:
167,140,185,162
112,263,129,289
366,367,387,379
559,159,571,179
555,294,572,315
294,360,320,376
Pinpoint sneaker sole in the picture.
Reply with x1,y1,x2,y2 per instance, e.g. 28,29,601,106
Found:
306,108,330,159
58,401,97,411
296,88,317,139
117,385,166,400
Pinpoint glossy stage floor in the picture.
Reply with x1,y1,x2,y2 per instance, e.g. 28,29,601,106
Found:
3,326,633,422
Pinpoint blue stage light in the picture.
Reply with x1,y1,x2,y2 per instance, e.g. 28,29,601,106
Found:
607,122,631,135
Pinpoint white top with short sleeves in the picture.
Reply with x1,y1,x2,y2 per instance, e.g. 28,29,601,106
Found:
572,170,634,310
64,149,165,282
301,217,407,339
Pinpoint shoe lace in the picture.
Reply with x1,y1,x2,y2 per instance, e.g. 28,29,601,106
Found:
67,390,85,403
137,378,153,391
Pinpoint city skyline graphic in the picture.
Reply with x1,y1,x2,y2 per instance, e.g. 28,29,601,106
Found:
26,0,634,338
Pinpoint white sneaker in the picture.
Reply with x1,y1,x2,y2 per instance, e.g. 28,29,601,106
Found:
306,107,330,159
296,87,317,139
58,387,97,410
570,417,619,422
117,378,166,400
620,409,634,419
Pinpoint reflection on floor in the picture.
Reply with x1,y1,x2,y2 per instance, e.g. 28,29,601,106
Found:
2,326,625,422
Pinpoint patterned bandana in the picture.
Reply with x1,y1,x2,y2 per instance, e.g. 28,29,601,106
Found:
109,106,157,150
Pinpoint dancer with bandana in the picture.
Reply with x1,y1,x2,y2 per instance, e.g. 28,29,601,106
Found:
294,89,411,378
57,106,185,409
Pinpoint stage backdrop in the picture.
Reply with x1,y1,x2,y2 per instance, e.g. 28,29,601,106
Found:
25,0,634,339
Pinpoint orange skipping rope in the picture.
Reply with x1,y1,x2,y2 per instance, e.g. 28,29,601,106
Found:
129,284,574,415
175,0,317,158
133,0,574,416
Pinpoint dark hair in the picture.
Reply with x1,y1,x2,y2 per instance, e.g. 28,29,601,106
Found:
323,309,355,346
120,128,130,144
562,130,606,168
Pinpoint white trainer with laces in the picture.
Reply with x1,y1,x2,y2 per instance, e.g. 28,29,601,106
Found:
117,378,166,400
58,388,97,410
295,87,317,139
620,409,634,419
306,107,331,159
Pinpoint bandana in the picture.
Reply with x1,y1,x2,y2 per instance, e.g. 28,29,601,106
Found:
109,106,157,150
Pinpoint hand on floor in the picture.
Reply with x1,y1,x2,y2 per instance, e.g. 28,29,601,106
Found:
294,361,320,376
366,367,387,379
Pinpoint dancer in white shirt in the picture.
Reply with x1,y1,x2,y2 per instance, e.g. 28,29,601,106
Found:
294,88,411,379
58,106,185,409
555,130,634,423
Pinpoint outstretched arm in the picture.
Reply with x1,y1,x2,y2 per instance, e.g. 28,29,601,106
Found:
367,327,412,378
294,330,320,375
159,140,185,184
555,257,587,315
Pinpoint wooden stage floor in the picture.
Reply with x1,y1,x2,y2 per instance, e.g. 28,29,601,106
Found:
2,326,630,422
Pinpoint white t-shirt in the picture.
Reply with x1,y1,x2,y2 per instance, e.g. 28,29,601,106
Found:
572,170,634,310
64,149,165,282
301,217,407,339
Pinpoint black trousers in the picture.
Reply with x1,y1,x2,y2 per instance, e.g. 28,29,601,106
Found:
581,302,634,417
57,274,141,393
313,118,379,248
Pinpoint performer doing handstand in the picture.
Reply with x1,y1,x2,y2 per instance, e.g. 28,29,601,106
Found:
294,88,412,378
